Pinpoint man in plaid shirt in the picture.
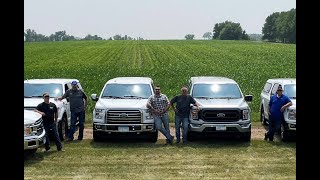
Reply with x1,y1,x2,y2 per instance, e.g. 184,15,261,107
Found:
147,85,174,145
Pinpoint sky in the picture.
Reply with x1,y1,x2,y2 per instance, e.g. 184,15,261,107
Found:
24,0,296,40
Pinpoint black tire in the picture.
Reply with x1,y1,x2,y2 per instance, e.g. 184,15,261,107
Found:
58,115,68,141
260,107,267,125
93,131,103,142
280,123,289,142
240,132,251,142
187,131,196,142
148,131,158,143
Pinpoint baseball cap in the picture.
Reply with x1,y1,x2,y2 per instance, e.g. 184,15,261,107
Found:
71,81,77,86
277,85,283,91
43,92,50,97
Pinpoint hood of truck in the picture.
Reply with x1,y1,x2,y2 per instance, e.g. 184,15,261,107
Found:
195,98,250,109
24,98,63,109
288,99,296,109
95,98,148,109
24,110,42,125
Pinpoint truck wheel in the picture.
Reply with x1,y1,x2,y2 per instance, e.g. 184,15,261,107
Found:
187,131,196,142
280,123,289,142
260,107,267,125
58,115,68,141
240,132,251,142
93,131,103,142
149,131,158,143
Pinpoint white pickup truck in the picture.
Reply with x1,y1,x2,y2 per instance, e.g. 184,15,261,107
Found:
24,79,84,140
187,76,253,141
24,110,46,156
260,78,296,141
91,77,158,142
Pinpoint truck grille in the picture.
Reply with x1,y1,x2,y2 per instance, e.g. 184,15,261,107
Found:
200,109,241,122
106,110,141,124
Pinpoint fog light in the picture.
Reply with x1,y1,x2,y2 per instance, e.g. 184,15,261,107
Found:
146,125,153,129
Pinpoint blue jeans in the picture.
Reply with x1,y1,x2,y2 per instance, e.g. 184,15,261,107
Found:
267,117,282,140
69,110,85,140
44,123,62,150
175,115,189,143
154,115,172,142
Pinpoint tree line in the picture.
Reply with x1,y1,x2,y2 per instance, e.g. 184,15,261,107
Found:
24,29,144,42
188,8,295,44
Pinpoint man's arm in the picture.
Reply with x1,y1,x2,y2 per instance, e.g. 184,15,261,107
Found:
280,98,293,112
170,96,177,113
56,90,68,101
34,109,45,116
162,95,170,112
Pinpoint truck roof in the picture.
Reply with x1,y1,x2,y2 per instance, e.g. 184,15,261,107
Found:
24,78,79,84
190,76,237,84
266,78,296,85
106,77,153,84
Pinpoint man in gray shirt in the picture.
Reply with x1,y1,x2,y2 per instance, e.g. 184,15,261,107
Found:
56,81,87,141
170,86,199,144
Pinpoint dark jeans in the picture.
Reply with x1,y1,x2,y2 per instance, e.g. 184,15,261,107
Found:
267,117,282,140
175,115,189,143
44,123,62,150
69,110,85,140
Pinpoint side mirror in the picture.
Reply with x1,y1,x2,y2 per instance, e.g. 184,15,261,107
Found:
91,94,98,101
245,95,253,102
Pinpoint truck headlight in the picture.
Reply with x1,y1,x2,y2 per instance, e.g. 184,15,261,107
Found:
143,109,153,120
242,109,249,120
288,109,296,120
95,108,105,119
191,109,199,120
25,126,31,136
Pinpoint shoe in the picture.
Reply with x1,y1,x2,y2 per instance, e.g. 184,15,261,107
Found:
43,147,50,152
170,135,174,144
57,149,65,152
269,138,274,142
264,133,268,141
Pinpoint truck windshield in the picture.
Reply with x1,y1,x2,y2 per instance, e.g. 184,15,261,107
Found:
24,83,63,98
284,84,296,99
192,84,242,99
101,84,152,99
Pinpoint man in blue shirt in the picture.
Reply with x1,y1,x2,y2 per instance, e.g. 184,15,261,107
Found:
265,85,292,141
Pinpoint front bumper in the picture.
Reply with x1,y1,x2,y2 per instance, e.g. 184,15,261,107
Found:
24,129,46,150
189,121,251,133
93,123,156,133
285,121,296,131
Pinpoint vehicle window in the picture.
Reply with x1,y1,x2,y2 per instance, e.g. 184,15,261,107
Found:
101,84,152,99
263,82,272,93
24,83,63,98
192,83,242,99
271,83,280,95
284,84,296,99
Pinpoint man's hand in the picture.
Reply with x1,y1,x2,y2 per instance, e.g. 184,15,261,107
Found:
280,106,286,112
40,112,46,116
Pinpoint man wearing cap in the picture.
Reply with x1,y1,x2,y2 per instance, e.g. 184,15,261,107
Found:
56,81,88,141
35,92,63,151
265,85,292,141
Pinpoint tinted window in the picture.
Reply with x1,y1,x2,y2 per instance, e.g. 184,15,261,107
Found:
24,83,63,98
101,84,152,99
284,84,296,99
192,84,242,99
263,82,272,93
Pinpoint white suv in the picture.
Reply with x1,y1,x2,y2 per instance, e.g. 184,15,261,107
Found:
188,76,253,141
259,78,296,141
91,77,158,142
24,110,46,156
24,79,84,140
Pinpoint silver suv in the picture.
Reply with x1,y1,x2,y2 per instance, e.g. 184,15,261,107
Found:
188,76,252,141
24,79,85,140
91,77,158,142
259,78,296,141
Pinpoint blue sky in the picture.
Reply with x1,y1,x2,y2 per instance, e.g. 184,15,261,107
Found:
24,0,296,40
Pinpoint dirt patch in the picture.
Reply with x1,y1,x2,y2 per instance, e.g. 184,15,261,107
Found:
74,123,268,140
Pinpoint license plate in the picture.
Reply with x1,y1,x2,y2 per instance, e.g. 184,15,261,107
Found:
216,125,226,131
118,126,129,132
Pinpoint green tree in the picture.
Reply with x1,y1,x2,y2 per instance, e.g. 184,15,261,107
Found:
185,34,195,40
202,32,212,40
213,21,248,40
262,12,280,42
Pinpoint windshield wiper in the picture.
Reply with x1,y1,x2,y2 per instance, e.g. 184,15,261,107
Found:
123,95,144,99
194,96,209,99
24,96,32,98
102,95,124,99
290,97,296,99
